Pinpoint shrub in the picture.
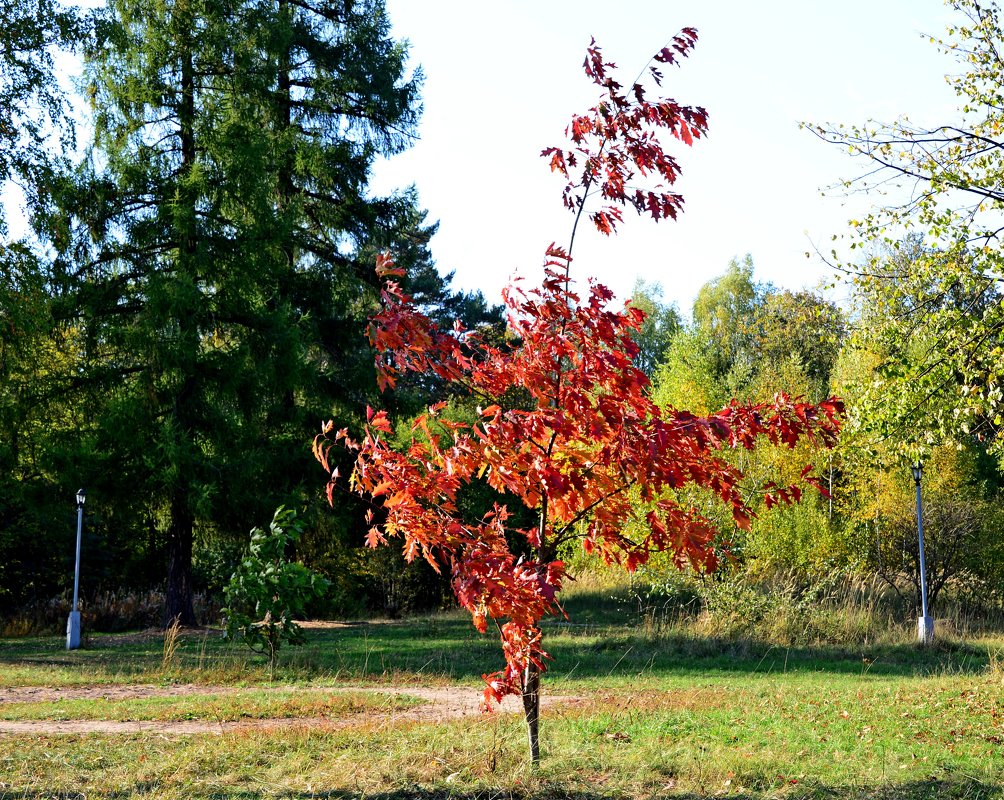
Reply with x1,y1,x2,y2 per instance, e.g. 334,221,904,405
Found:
221,507,329,670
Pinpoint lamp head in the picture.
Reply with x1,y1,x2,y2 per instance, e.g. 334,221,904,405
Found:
76,488,86,508
911,463,922,484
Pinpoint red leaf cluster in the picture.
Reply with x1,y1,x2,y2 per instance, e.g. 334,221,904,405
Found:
315,252,843,708
542,30,709,237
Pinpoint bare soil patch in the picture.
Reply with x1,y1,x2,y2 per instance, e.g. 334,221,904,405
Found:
0,683,238,704
0,684,584,735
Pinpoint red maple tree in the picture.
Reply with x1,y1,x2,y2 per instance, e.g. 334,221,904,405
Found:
315,31,843,765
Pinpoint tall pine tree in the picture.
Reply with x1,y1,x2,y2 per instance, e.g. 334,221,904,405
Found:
38,0,427,623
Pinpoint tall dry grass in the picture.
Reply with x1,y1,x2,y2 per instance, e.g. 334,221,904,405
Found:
0,590,222,636
575,564,1004,649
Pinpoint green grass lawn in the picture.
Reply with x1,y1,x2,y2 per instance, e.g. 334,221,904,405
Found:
1,587,1002,799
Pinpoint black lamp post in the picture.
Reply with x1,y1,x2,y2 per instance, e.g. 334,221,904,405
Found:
911,464,934,644
66,488,85,650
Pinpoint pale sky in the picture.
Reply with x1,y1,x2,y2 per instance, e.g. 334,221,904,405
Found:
370,1,960,315
8,1,962,317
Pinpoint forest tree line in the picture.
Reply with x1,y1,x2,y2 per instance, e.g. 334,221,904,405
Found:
3,0,1004,629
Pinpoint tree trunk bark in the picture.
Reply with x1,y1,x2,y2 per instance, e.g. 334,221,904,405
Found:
521,650,541,766
521,509,550,766
165,492,197,626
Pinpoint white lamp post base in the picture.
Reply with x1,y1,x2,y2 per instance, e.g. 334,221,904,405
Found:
66,610,81,650
917,615,935,645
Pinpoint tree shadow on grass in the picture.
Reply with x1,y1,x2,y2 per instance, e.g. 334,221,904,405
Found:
541,627,996,679
303,600,996,682
3,777,1001,799
0,596,996,683
542,586,997,679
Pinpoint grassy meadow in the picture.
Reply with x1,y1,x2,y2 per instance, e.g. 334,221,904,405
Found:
1,576,1003,799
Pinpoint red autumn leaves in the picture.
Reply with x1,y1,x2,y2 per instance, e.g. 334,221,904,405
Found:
315,248,842,704
542,31,709,237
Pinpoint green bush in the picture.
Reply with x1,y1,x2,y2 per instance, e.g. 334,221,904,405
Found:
222,507,329,669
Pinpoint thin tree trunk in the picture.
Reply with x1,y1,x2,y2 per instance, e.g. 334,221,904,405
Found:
522,515,549,767
521,648,541,766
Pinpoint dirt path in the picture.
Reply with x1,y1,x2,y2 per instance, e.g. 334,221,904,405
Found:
0,685,584,736
0,683,238,703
